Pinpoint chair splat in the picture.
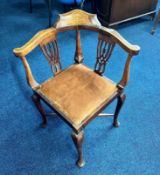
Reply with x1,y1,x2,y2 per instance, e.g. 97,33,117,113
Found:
74,29,83,63
94,34,115,75
40,39,62,75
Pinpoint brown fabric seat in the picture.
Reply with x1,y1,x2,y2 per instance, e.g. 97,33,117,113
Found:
36,64,118,129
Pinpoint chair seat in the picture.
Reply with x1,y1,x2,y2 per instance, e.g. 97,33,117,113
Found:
35,64,118,130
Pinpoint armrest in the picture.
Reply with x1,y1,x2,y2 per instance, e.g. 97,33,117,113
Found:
93,26,140,87
100,26,140,55
20,56,39,89
13,28,57,57
98,27,140,89
13,28,57,89
117,53,133,89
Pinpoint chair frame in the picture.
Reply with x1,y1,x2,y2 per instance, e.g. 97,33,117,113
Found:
13,10,140,167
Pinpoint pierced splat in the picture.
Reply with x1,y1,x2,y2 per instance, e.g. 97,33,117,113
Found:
40,37,62,75
94,34,115,75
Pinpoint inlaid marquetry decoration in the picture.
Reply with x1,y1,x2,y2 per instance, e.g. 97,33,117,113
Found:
94,34,115,75
40,36,62,75
54,9,101,28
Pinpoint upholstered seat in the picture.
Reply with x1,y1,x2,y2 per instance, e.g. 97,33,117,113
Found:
36,64,118,129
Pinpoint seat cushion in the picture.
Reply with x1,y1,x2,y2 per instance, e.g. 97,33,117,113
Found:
35,64,118,129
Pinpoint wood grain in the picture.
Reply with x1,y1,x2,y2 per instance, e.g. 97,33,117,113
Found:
54,9,101,28
13,28,57,57
118,53,133,88
99,26,140,55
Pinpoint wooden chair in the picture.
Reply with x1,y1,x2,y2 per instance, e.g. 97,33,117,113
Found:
13,9,140,168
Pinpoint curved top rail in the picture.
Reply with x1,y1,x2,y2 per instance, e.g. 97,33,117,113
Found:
13,10,140,58
54,9,140,55
99,27,140,55
54,9,101,28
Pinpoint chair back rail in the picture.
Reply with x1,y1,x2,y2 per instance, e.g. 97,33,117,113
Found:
13,9,140,90
54,9,140,89
54,9,101,28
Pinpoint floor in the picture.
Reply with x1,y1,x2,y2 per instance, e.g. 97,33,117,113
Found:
0,1,160,175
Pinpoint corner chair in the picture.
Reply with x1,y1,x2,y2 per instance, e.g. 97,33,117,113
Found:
13,9,140,167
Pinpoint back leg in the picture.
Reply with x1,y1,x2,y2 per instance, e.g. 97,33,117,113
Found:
29,0,32,13
32,94,47,128
113,93,126,127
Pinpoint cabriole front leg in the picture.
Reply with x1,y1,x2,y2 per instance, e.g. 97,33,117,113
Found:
113,93,126,127
32,94,47,128
71,130,85,168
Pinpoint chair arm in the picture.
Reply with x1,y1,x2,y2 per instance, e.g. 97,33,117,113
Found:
13,28,57,57
20,56,39,89
13,28,57,89
99,27,140,89
100,26,140,55
117,53,133,89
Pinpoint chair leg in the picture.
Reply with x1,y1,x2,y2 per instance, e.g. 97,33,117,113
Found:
32,94,47,128
47,0,52,27
29,0,32,13
151,10,160,35
80,0,85,9
71,131,85,168
113,93,126,127
63,5,67,12
150,12,156,21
